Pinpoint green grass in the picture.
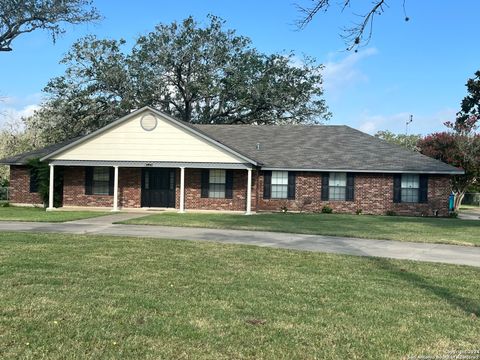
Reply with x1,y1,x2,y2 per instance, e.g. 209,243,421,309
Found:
121,212,480,247
0,232,479,359
0,206,109,222
460,204,480,211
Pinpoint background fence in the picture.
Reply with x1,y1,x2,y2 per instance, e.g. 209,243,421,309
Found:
462,192,480,206
0,187,9,202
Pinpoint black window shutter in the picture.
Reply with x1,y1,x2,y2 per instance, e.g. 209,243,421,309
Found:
393,174,402,203
29,168,39,193
287,171,296,200
201,169,209,198
419,175,428,203
263,171,272,199
321,173,329,201
225,170,234,199
85,167,93,195
346,173,355,201
108,167,114,196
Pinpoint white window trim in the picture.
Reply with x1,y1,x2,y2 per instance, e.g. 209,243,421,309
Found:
208,169,226,199
271,170,289,199
328,172,347,201
400,174,420,203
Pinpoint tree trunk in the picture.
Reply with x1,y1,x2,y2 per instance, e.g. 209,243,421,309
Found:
454,191,465,211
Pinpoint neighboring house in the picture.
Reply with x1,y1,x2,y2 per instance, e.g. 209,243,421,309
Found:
0,107,463,216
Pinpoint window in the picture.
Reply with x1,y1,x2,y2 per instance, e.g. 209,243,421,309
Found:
271,171,288,199
209,169,226,198
29,168,39,193
401,174,419,203
329,172,347,201
92,167,110,195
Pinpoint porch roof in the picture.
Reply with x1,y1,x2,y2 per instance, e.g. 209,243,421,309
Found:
48,160,252,169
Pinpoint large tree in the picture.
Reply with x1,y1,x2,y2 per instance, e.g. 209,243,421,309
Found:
0,0,100,52
27,36,131,142
28,15,330,144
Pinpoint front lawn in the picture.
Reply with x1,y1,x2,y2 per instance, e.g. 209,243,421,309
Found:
120,212,480,247
0,232,479,359
460,205,480,211
0,206,109,222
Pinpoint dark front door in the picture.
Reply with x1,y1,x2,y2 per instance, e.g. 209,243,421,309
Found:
141,168,176,207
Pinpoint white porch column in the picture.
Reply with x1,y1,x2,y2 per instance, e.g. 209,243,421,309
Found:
179,167,185,213
47,164,54,210
112,166,119,212
246,168,252,215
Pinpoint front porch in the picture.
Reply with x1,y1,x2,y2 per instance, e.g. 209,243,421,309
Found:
46,162,254,214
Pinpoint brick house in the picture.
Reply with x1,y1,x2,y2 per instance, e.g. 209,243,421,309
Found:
0,107,463,216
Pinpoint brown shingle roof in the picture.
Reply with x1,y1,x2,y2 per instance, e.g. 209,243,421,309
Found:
194,124,462,173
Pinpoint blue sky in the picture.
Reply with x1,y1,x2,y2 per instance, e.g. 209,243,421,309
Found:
0,0,478,135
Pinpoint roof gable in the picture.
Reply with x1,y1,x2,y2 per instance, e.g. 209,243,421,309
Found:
41,107,258,164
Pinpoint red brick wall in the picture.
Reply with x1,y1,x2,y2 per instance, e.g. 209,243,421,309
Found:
256,171,451,216
118,168,141,208
9,166,43,205
12,165,450,216
392,175,451,217
184,169,248,211
63,167,142,208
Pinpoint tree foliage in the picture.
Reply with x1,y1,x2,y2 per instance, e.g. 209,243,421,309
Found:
374,130,421,151
417,132,479,210
26,158,63,207
27,16,330,144
0,117,43,183
0,0,100,52
452,70,480,133
27,36,131,142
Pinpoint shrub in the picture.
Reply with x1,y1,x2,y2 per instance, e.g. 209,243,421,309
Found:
1,202,10,207
449,211,459,218
321,205,333,214
26,158,63,208
385,210,396,216
355,208,363,215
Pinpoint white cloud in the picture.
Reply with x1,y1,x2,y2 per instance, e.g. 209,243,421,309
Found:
322,47,378,98
0,93,43,128
358,120,378,133
356,108,457,135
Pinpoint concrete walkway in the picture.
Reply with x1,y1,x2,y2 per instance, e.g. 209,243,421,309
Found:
1,213,479,267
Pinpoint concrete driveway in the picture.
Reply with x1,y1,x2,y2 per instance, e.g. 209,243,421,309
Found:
459,207,480,220
1,212,479,267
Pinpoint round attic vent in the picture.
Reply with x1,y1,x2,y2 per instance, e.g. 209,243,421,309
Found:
140,113,158,131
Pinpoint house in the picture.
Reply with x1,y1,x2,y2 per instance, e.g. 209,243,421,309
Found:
0,106,463,216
